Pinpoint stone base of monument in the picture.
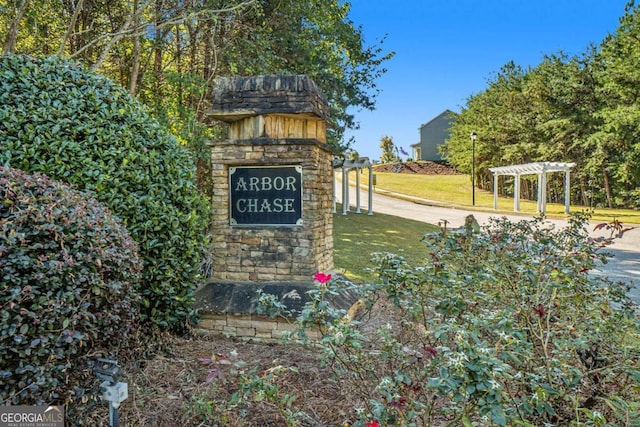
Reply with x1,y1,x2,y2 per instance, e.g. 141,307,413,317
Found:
193,275,359,344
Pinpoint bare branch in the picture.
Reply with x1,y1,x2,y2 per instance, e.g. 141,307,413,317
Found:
67,0,255,71
57,0,84,57
90,1,143,71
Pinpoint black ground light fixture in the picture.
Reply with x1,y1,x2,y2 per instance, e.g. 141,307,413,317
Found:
470,132,477,206
94,358,128,427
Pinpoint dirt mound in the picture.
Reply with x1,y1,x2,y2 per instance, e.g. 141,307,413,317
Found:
373,161,460,175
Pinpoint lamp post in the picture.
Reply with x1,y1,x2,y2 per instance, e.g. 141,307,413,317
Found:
470,132,477,206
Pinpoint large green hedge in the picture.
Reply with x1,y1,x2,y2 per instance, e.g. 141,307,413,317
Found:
0,166,141,405
0,54,210,331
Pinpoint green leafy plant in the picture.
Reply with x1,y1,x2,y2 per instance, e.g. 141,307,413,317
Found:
0,166,141,406
228,364,301,427
287,214,640,426
0,54,211,331
185,349,302,426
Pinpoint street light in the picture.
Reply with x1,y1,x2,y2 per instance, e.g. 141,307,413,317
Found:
470,132,477,206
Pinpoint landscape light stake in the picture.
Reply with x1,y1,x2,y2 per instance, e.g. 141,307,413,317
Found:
94,358,128,427
470,131,477,206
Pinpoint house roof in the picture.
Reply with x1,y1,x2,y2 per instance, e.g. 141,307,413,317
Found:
418,109,456,130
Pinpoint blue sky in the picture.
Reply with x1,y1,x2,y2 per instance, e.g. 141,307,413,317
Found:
343,0,630,161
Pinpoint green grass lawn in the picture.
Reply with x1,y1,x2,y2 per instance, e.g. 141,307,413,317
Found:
335,166,640,281
333,207,439,283
352,167,640,224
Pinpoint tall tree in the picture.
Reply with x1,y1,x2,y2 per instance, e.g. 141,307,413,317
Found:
528,51,604,206
444,62,535,192
210,0,393,153
593,2,640,207
379,135,396,163
0,0,393,192
0,0,392,153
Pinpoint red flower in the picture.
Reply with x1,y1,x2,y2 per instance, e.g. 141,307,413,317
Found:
313,272,332,284
388,396,407,409
423,345,438,358
534,304,546,318
365,421,380,427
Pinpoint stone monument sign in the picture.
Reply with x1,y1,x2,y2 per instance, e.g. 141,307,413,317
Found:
195,75,348,341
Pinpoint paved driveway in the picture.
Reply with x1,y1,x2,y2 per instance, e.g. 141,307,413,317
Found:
335,184,640,304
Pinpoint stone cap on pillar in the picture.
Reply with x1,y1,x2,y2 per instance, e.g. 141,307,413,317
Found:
209,75,330,123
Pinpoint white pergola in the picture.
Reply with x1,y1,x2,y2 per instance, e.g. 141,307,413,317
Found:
488,162,575,214
333,157,373,215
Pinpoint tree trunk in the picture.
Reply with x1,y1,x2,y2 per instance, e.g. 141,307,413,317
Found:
151,0,167,103
579,176,590,207
58,0,84,56
90,5,138,72
202,23,215,86
129,0,141,95
175,25,183,108
3,0,30,53
523,179,530,200
188,18,203,116
602,164,614,208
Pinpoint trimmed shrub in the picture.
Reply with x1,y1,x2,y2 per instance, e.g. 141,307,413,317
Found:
0,54,211,331
0,166,141,405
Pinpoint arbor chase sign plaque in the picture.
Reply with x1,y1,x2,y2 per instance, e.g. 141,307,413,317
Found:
229,166,303,226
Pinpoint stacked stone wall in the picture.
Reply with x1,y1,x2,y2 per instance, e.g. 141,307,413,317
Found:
209,138,334,282
196,312,321,344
